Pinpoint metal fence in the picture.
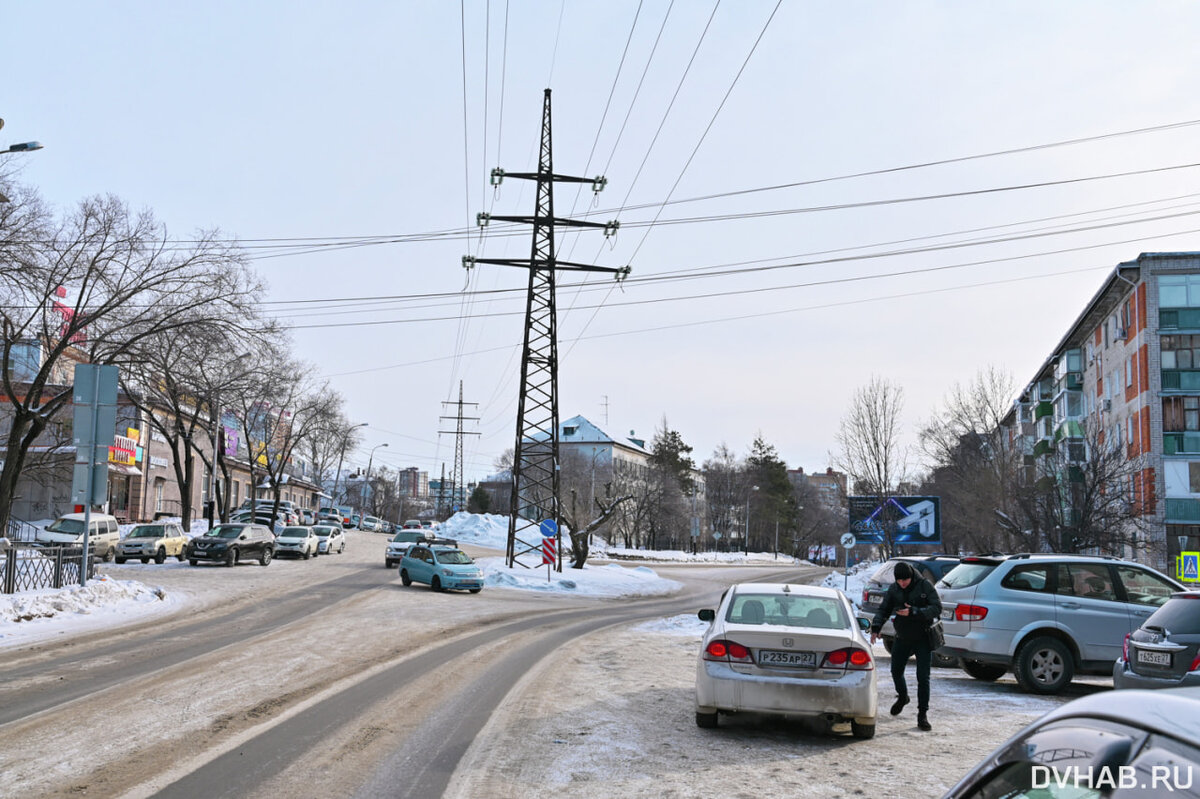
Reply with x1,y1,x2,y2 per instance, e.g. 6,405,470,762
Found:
5,517,41,543
1,545,95,594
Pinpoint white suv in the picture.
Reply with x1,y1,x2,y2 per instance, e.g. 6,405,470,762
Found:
938,553,1183,694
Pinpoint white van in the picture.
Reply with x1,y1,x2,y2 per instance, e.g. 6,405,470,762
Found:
35,513,122,561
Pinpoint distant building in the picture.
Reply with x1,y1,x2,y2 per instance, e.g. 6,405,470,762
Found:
787,467,847,509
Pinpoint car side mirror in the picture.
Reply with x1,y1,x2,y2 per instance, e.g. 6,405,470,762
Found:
857,617,871,631
240,535,247,541
698,608,715,622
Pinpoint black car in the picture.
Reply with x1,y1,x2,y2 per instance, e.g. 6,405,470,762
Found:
942,686,1200,798
1114,591,1200,690
856,554,962,666
187,523,275,567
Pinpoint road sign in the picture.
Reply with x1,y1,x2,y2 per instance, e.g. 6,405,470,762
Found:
1183,552,1200,582
539,518,558,538
840,533,856,549
542,536,557,565
712,532,722,540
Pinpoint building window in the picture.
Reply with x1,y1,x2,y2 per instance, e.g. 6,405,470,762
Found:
1162,334,1200,369
1190,463,1200,493
1160,274,1200,308
1164,397,1200,432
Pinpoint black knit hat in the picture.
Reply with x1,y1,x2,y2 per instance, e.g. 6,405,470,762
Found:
893,561,915,580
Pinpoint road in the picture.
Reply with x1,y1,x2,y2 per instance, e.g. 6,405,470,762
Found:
0,530,812,798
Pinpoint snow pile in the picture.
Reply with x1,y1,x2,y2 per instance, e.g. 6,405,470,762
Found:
477,557,681,597
598,547,800,564
635,612,710,636
439,512,520,550
820,558,880,612
0,575,179,647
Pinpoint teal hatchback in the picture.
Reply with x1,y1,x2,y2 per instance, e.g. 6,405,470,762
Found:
399,545,484,593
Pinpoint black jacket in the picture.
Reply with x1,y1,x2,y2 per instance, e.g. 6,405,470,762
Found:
870,576,942,641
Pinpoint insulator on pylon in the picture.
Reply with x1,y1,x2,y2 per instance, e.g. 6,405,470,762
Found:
591,175,607,193
615,265,632,282
603,220,619,238
476,212,491,228
462,255,476,271
490,168,505,186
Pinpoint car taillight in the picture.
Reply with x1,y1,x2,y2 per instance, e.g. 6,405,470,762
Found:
1122,633,1130,662
1190,653,1200,673
821,647,873,670
704,639,753,663
862,589,869,604
956,604,988,622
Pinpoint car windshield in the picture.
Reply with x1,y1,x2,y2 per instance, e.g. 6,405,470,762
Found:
435,550,473,565
940,562,996,589
313,527,334,536
45,518,86,534
279,528,308,538
392,532,423,543
129,526,165,538
206,526,244,539
725,593,847,628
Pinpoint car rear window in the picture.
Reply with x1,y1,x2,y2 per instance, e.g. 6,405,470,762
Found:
939,562,995,589
1146,596,1200,634
726,594,848,628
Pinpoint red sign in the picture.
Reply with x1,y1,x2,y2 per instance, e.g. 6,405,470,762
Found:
542,536,557,565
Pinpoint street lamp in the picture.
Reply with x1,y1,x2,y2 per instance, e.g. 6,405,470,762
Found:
744,485,759,554
334,423,369,506
364,443,389,515
0,120,44,203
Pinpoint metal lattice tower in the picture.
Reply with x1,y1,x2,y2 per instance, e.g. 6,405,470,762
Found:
464,89,628,569
439,381,479,513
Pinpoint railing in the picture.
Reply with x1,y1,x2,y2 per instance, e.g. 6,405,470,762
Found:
1,544,96,594
5,516,42,543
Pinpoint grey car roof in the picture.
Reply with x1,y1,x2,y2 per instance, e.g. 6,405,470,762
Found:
1032,685,1200,743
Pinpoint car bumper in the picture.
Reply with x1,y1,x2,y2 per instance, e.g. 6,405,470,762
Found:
1113,658,1200,690
275,546,306,556
187,549,230,561
695,660,876,722
941,632,1011,663
444,577,484,590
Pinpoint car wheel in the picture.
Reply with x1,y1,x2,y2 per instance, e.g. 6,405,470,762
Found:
695,711,718,728
1014,636,1074,695
226,549,239,567
115,556,127,564
961,660,1007,681
469,588,482,594
155,548,167,564
140,557,149,564
851,721,875,740
303,550,311,560
385,559,394,569
102,547,115,563
339,543,345,554
400,568,412,586
259,547,272,566
177,550,188,562
882,636,894,654
189,559,198,566
431,576,443,592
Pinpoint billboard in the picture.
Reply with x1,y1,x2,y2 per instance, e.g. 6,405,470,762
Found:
848,496,941,545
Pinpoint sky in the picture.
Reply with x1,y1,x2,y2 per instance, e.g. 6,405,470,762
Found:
7,2,1200,485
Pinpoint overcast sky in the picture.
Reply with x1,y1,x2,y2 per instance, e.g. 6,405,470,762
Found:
7,2,1200,484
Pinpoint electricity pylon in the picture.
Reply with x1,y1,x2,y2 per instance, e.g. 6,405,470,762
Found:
464,88,629,569
439,381,479,513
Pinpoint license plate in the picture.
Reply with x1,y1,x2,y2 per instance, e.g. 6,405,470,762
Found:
1136,649,1171,667
941,607,954,620
757,649,817,668
868,592,884,605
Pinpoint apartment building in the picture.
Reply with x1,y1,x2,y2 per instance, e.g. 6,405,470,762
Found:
1007,252,1200,572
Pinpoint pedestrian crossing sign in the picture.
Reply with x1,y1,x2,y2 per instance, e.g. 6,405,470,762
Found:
1182,552,1200,582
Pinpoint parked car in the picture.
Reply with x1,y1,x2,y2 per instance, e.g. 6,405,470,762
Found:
274,526,320,559
385,531,426,568
360,516,384,533
399,545,484,593
1114,591,1200,690
35,513,122,561
695,583,877,738
938,553,1183,694
942,686,1200,798
115,522,189,564
350,514,362,529
402,520,423,530
857,554,962,667
420,520,437,531
314,524,346,555
187,523,275,567
299,509,316,525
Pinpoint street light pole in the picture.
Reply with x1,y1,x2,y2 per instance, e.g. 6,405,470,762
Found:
744,485,759,555
364,443,388,516
334,422,368,507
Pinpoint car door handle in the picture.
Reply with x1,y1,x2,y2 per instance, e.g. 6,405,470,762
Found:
1059,602,1081,610
1132,609,1153,617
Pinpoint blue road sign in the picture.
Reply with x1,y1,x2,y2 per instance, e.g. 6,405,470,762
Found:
1183,552,1199,582
539,518,558,539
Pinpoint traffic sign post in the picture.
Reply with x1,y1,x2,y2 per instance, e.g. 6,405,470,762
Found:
840,532,856,590
71,364,118,587
540,519,558,581
1182,552,1200,583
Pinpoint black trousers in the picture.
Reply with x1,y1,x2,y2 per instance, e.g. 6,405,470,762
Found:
890,635,932,713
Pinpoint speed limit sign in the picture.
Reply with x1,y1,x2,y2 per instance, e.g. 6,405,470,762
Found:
840,532,856,549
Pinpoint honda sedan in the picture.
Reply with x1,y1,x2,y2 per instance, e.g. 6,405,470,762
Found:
695,583,877,738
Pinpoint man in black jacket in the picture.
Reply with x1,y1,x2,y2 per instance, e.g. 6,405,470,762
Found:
869,560,942,731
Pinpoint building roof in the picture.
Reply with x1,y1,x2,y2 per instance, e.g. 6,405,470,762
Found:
555,415,650,454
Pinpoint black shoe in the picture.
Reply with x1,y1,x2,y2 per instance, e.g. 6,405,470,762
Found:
890,696,909,716
917,712,931,731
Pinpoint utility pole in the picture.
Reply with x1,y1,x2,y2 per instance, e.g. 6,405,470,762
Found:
439,381,479,514
465,89,628,569
437,463,446,519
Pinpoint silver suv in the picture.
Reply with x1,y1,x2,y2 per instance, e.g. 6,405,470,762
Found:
938,553,1183,694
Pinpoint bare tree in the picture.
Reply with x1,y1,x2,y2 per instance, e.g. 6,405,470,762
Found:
0,188,257,533
702,443,743,551
834,376,909,556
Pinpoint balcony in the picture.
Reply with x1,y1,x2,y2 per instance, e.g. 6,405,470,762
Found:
1162,370,1200,391
1033,439,1055,457
1164,432,1200,455
1160,308,1200,330
1055,420,1084,442
1034,401,1054,420
1166,498,1200,524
